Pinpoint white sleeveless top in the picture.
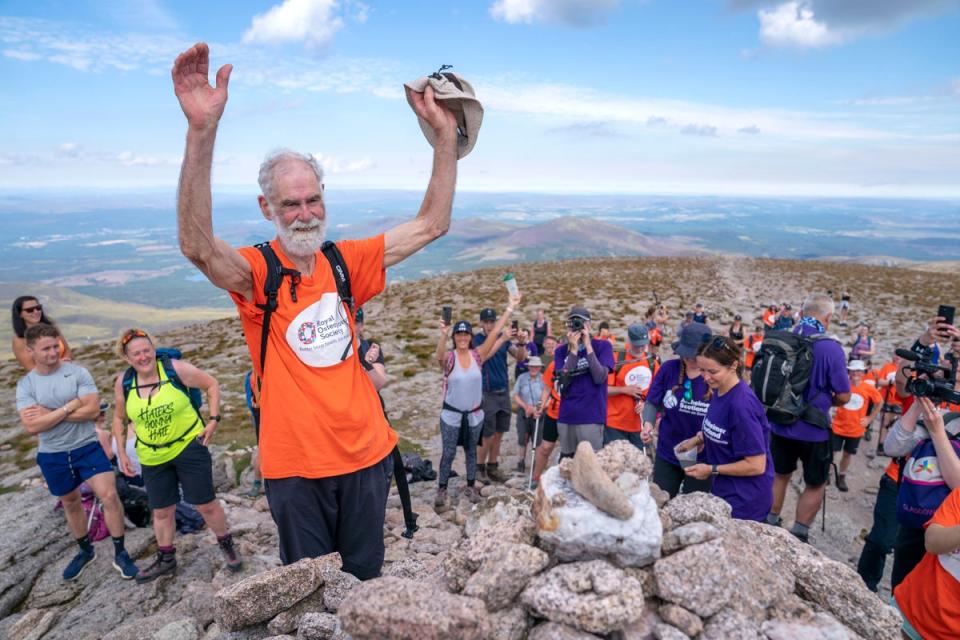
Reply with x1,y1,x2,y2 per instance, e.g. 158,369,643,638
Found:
441,353,484,428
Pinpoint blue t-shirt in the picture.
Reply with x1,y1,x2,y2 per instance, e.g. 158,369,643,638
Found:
554,339,614,425
771,324,850,443
647,358,710,466
473,333,511,393
702,381,773,522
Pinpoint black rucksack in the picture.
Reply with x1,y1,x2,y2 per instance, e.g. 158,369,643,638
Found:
251,240,419,539
750,329,831,429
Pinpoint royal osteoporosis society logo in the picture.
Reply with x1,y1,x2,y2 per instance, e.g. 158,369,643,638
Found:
286,293,353,367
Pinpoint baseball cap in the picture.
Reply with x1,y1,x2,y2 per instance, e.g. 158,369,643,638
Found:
672,322,713,359
568,306,591,321
847,360,866,372
627,324,650,347
734,314,742,321
453,320,473,334
479,308,496,321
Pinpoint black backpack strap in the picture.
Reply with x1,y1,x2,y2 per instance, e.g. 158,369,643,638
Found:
321,241,354,315
121,366,136,400
158,356,203,420
254,242,301,378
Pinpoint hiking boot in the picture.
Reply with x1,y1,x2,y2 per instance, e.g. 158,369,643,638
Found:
863,427,873,442
218,536,243,572
516,459,526,473
790,529,810,544
434,487,448,508
476,465,488,484
246,479,262,498
486,464,508,483
112,550,139,580
836,474,849,493
765,513,783,528
135,551,177,583
462,486,481,504
63,548,96,581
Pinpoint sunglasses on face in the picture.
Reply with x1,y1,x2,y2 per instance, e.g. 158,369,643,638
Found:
22,304,43,313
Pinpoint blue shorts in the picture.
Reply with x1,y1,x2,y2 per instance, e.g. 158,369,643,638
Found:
37,440,113,497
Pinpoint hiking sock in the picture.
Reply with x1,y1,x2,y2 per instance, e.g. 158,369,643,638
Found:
488,461,499,470
791,522,810,538
158,545,175,560
112,535,126,558
477,463,486,473
76,535,93,554
216,533,234,545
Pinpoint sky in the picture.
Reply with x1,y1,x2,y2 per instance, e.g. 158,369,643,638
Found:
1,0,958,198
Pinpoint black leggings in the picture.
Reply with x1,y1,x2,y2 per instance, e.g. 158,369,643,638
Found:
891,525,926,591
653,455,712,498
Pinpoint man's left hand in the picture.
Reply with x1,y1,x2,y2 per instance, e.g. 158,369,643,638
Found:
684,463,712,480
407,86,458,149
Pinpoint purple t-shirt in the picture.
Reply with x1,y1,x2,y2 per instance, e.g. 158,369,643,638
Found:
702,381,773,522
771,324,850,443
647,358,710,466
554,339,614,425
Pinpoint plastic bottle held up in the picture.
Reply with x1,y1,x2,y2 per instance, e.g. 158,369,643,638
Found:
504,273,520,298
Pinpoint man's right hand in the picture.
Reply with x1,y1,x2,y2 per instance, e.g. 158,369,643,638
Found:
172,43,233,131
921,316,959,346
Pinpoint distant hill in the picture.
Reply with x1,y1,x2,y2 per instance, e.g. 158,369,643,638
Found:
821,255,960,274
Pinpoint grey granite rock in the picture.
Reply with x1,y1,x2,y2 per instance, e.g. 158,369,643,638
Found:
653,539,732,618
661,522,721,554
658,603,703,637
660,492,731,528
528,622,602,639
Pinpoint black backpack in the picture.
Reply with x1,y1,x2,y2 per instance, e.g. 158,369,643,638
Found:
252,240,419,539
750,329,831,429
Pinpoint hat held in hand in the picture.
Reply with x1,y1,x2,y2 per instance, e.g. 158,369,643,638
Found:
404,65,483,159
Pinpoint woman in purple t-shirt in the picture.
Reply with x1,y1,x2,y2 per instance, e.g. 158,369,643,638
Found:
641,322,713,498
677,336,774,521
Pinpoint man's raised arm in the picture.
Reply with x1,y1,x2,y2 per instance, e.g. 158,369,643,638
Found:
383,87,459,268
173,43,253,300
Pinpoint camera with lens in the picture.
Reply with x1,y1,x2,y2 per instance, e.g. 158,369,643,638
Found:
896,348,960,404
568,317,584,332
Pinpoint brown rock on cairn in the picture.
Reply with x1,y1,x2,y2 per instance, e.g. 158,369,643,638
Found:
560,441,634,520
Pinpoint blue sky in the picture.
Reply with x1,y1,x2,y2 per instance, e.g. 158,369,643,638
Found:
1,0,958,197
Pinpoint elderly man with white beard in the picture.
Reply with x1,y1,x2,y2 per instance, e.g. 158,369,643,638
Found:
172,43,459,579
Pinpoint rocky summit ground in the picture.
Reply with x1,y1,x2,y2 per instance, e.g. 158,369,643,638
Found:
1,255,956,639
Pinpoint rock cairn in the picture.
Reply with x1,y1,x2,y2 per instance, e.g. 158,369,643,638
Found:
198,440,902,640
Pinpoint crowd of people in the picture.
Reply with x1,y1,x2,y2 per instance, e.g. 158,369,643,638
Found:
7,42,959,638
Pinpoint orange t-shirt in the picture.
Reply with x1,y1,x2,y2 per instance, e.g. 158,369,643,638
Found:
884,459,900,483
606,351,659,432
894,488,960,639
831,381,882,438
542,361,561,420
877,362,902,407
744,333,763,369
762,310,776,328
230,236,396,479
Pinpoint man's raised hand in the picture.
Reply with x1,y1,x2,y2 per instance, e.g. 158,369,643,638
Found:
172,43,232,131
407,85,458,149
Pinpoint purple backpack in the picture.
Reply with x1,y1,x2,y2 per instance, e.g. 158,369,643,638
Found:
896,413,960,529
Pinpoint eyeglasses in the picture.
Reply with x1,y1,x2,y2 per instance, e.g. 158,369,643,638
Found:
22,305,42,313
121,329,149,348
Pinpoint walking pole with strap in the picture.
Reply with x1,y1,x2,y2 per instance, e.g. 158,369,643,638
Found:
254,240,418,538
528,413,542,491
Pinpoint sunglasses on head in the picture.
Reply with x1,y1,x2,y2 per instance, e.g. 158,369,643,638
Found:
702,334,734,352
121,329,149,348
22,304,43,313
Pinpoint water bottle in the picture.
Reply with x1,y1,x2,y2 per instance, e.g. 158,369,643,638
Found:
504,273,519,298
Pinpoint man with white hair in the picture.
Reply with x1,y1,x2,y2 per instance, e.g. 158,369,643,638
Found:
172,43,459,579
767,294,851,542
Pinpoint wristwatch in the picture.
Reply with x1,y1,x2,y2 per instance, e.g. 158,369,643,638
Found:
208,415,222,423
711,464,719,477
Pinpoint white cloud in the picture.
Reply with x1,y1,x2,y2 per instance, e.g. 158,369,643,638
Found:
2,48,41,61
490,0,620,27
758,2,842,47
117,151,178,166
313,153,374,174
243,0,344,48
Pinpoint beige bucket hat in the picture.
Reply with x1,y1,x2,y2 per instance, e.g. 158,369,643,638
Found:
404,66,483,159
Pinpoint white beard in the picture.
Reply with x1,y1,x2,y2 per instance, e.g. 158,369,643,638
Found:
275,217,326,258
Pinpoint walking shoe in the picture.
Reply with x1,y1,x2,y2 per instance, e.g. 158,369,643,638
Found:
765,513,783,528
112,550,139,580
486,464,508,483
476,464,488,484
135,551,177,583
63,548,96,581
863,427,873,442
246,479,262,498
790,529,810,544
218,536,244,573
462,486,482,504
434,487,448,508
836,474,849,493
528,479,539,491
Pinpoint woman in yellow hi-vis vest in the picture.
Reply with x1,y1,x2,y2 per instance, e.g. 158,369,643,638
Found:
112,328,242,583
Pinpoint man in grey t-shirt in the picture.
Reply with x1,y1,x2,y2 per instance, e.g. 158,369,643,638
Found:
16,324,137,581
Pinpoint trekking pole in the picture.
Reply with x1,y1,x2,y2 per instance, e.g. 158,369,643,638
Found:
823,460,839,533
528,414,542,491
390,446,419,539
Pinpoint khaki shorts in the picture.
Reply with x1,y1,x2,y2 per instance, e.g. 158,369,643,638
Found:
557,422,603,456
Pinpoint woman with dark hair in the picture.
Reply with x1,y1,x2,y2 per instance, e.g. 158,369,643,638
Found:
532,309,551,353
676,335,773,521
11,296,71,371
728,314,745,349
641,322,713,497
434,294,520,507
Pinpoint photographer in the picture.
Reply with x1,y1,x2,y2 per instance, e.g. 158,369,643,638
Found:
553,307,614,457
885,316,960,589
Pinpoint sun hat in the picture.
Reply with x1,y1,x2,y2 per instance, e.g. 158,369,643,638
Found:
526,356,543,367
847,360,867,372
627,323,650,347
672,322,713,359
479,308,496,321
453,320,473,334
404,68,483,159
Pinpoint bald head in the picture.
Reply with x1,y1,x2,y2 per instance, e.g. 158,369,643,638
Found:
802,294,835,323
